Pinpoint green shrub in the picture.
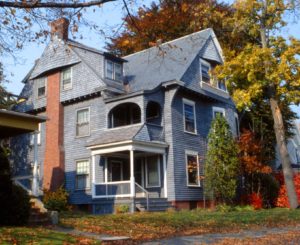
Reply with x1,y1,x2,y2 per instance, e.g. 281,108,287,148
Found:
115,204,130,214
232,205,254,212
43,187,69,212
215,204,233,212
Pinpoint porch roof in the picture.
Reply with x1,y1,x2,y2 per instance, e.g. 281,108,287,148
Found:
0,109,47,139
87,123,165,148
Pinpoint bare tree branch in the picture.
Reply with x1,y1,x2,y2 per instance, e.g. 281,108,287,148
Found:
0,0,116,9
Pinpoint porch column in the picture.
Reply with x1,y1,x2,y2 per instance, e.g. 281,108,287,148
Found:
130,150,135,197
163,153,168,198
32,131,39,197
91,154,96,197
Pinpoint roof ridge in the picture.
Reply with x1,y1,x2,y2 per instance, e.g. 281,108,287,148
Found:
123,28,212,59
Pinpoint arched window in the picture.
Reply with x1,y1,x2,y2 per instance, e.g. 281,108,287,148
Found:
109,103,141,128
146,101,161,125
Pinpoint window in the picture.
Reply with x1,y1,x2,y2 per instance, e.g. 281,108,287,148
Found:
37,77,46,98
61,67,72,90
183,99,196,134
105,60,123,81
146,156,160,188
186,151,200,187
200,59,211,83
218,81,227,91
76,160,90,190
212,107,225,118
146,101,161,124
76,108,90,137
109,103,141,128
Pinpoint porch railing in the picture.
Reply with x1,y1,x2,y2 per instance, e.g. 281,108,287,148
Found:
135,183,149,211
93,181,131,198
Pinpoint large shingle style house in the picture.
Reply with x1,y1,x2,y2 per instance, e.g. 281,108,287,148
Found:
11,18,238,213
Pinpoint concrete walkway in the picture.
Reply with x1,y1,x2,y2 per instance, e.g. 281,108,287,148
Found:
143,225,300,244
52,226,130,242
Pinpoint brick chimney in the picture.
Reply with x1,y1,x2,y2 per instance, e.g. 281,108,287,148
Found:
50,18,69,40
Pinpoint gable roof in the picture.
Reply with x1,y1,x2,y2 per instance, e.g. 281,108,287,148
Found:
123,28,223,92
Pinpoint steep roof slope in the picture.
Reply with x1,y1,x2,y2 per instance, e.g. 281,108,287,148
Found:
123,28,223,92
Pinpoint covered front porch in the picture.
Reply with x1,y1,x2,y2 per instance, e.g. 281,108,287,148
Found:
88,140,168,203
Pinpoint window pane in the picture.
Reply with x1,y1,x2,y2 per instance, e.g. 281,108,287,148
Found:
214,111,224,118
62,68,72,90
218,81,226,91
147,156,159,187
114,63,123,81
106,60,114,79
37,78,46,97
184,103,195,133
76,160,90,189
187,154,199,186
201,63,210,83
76,109,89,136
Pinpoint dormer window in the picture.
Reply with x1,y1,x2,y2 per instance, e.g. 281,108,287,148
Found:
105,60,123,81
200,59,211,83
61,67,72,90
37,77,47,98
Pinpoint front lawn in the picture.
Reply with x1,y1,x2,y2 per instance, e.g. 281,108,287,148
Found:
60,208,300,241
0,227,100,245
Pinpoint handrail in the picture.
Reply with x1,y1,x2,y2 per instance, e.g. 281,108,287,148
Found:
135,182,149,211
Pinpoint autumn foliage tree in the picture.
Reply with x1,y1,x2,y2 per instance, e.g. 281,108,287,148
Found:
107,0,252,56
216,0,300,209
238,129,279,207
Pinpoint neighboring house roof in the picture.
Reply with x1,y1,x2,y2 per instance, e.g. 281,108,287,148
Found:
123,28,223,92
0,109,46,138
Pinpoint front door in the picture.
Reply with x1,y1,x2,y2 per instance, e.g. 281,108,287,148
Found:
109,160,123,182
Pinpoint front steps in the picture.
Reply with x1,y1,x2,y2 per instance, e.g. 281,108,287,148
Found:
28,197,51,225
135,198,172,212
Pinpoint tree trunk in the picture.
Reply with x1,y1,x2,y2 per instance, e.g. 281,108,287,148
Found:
260,2,298,208
269,97,298,209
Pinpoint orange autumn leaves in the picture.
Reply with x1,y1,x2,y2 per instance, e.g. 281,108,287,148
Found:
238,129,272,175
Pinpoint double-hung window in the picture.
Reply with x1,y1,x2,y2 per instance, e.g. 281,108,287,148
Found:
186,151,200,187
76,108,90,137
76,159,90,190
105,60,123,81
37,77,46,98
61,67,72,90
183,99,196,134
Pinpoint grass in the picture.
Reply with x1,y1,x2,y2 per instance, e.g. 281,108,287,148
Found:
0,227,100,245
60,208,300,241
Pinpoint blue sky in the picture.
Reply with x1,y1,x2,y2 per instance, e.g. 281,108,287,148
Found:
2,1,300,120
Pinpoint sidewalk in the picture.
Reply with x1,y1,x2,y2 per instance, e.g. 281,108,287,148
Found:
52,226,130,242
143,225,300,244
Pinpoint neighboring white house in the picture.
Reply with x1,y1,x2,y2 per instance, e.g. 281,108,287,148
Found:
276,122,300,169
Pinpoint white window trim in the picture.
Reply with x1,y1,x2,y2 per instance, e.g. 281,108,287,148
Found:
212,106,226,118
185,150,200,187
145,156,161,188
61,67,73,91
75,107,91,138
200,58,211,83
75,158,91,190
37,77,47,99
234,112,240,137
183,98,197,135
